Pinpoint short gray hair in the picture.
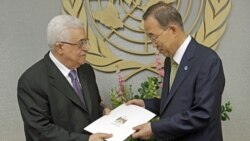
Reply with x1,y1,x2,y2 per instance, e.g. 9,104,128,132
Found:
47,15,84,49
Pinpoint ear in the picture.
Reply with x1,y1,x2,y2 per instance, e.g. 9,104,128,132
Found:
168,25,177,33
55,42,64,55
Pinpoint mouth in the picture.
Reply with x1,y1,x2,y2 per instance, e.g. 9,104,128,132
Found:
80,51,87,56
157,48,163,53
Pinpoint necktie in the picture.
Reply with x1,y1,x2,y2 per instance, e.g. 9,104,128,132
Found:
69,70,86,106
169,58,178,89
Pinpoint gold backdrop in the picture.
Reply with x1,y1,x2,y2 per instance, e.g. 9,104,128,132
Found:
62,0,231,80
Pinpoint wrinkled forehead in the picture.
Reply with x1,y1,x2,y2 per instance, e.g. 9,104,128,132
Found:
65,28,87,41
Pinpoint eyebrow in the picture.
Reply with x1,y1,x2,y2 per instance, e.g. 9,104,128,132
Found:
77,38,88,42
147,33,153,36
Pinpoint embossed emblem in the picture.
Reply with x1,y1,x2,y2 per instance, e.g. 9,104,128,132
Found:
62,0,231,80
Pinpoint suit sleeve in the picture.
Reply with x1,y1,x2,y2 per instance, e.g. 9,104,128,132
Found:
17,76,89,141
151,55,225,139
144,98,161,116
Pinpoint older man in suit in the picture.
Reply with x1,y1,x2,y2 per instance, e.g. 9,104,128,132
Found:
17,15,112,141
128,2,225,141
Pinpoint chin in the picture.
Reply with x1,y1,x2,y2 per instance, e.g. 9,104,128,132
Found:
81,60,87,65
161,52,167,57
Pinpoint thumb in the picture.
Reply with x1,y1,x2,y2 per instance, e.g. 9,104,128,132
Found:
133,124,142,130
100,133,113,139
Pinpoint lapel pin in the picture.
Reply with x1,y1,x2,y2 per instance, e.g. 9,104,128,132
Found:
184,66,188,70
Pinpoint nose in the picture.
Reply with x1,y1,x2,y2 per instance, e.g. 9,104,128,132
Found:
152,41,158,48
83,44,89,51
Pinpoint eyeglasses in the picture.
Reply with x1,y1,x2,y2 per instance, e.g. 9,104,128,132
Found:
60,39,88,48
148,30,165,41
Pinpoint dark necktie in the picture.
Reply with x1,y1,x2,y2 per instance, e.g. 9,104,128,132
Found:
69,70,86,106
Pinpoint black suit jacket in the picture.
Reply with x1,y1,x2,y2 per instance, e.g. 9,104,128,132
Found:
144,38,225,141
18,52,103,141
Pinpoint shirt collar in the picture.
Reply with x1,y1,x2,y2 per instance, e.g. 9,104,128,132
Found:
173,35,191,65
49,51,71,77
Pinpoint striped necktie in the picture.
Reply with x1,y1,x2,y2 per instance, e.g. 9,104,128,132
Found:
69,70,86,107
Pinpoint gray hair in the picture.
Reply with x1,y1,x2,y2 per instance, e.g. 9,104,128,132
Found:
143,2,183,30
47,15,84,49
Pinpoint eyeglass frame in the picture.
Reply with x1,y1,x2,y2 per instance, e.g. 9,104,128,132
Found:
60,39,88,48
147,26,170,41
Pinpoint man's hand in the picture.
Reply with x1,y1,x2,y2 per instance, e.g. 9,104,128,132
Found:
100,97,111,115
132,123,153,140
127,99,145,108
89,133,112,141
103,107,111,115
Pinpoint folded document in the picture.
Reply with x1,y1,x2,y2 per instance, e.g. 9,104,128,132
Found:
84,103,156,141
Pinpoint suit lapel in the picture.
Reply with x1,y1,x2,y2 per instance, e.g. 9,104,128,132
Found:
44,53,87,111
168,56,192,98
161,39,197,114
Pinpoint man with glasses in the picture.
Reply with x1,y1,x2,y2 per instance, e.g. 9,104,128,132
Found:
128,2,225,141
17,15,112,141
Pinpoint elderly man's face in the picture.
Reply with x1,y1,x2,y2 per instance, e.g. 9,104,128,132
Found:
144,16,176,57
59,28,88,69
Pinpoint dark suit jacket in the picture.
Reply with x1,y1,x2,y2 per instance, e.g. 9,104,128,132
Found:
144,38,225,141
18,52,103,141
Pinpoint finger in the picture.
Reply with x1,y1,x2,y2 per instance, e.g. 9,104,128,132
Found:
103,108,111,115
126,99,136,105
132,131,141,139
99,133,113,139
132,124,142,130
127,99,141,105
